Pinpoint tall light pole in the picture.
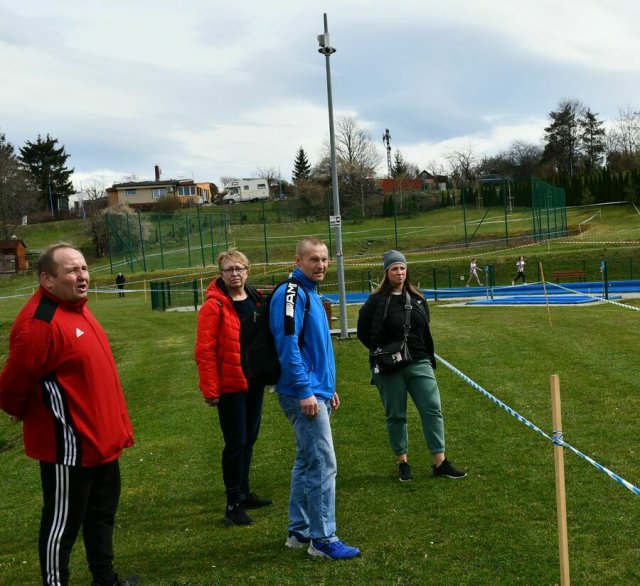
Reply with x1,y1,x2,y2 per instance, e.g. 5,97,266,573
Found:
318,13,348,338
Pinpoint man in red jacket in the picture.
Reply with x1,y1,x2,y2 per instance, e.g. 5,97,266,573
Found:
0,243,138,586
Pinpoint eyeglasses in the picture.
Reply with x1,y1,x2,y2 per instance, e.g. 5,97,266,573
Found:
221,267,247,274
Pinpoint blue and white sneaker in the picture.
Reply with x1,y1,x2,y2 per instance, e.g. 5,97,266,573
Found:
308,539,360,560
285,531,310,549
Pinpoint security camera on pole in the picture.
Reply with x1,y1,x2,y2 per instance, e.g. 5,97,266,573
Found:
318,13,348,339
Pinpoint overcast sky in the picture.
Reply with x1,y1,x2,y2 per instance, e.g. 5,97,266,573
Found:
2,0,639,190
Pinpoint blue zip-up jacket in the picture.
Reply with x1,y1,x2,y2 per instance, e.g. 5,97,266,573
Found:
269,268,335,400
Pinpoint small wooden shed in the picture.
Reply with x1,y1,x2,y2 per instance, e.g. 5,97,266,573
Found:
0,239,28,273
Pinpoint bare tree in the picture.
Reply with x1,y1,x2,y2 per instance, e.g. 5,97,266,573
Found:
444,144,479,186
507,140,543,176
423,159,447,180
83,185,109,257
219,176,238,188
322,115,382,216
613,106,640,155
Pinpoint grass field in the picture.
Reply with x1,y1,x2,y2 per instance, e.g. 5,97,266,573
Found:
1,202,640,584
1,288,640,584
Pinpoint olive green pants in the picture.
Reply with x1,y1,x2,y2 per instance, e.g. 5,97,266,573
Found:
373,359,445,456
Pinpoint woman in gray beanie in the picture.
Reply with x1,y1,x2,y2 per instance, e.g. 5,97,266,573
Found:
356,251,466,482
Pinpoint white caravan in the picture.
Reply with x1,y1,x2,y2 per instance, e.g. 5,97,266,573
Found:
221,179,270,204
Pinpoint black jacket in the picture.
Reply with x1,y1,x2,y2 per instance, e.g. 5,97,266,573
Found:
357,288,436,369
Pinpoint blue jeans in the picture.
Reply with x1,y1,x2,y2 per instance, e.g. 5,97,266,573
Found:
278,394,337,542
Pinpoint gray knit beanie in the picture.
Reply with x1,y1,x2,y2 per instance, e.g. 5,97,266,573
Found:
382,250,407,272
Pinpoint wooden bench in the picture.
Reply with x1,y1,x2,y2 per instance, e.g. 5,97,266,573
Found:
551,270,587,283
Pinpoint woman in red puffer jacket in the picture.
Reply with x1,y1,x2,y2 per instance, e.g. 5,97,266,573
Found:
195,248,273,525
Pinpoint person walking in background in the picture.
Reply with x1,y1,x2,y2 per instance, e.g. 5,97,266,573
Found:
357,250,466,483
270,236,360,560
512,256,526,285
115,272,126,297
0,243,138,586
195,248,272,526
466,258,483,287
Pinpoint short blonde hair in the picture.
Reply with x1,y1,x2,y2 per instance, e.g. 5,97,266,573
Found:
217,247,250,271
295,236,326,258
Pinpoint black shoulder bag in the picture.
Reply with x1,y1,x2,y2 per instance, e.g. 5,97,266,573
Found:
370,291,413,374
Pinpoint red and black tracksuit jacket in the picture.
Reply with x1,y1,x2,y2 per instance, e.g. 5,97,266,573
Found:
0,287,134,466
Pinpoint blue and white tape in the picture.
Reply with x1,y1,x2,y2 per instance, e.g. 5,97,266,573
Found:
436,353,640,497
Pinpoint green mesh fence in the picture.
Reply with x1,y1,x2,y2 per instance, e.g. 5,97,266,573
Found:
150,280,199,311
105,179,573,279
460,176,567,246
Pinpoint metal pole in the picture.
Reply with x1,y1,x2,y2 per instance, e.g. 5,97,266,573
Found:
326,189,333,259
502,184,509,247
461,185,468,247
392,190,399,249
601,259,609,300
156,214,165,269
319,13,348,338
432,268,438,302
196,205,205,267
214,214,216,264
261,199,269,264
106,212,114,274
185,212,192,267
136,210,147,271
125,213,134,272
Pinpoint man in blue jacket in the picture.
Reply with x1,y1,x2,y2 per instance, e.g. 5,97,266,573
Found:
270,236,360,560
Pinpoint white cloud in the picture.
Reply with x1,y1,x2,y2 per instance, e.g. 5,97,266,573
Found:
2,0,640,188
396,116,547,171
168,100,331,183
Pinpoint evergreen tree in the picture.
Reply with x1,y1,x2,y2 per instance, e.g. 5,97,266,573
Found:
391,150,408,178
542,99,584,177
292,147,311,182
19,134,74,213
0,131,40,238
580,109,606,173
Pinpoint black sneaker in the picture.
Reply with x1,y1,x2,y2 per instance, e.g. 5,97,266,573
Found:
92,575,140,586
242,492,273,509
224,503,254,525
398,461,414,482
433,458,467,479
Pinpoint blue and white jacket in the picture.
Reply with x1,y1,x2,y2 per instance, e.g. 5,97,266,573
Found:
269,268,335,400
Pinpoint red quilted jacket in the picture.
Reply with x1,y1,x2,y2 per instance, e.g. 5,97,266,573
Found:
195,279,260,399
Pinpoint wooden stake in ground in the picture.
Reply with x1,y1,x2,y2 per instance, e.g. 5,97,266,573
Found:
539,261,552,327
551,374,570,586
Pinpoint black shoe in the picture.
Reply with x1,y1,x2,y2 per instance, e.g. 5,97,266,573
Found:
224,503,254,525
433,458,467,479
92,575,140,586
398,461,414,482
242,492,273,509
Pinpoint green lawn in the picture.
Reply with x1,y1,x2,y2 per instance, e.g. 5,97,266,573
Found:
1,291,640,585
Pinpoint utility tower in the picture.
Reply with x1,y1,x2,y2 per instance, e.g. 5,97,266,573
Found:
382,128,392,178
